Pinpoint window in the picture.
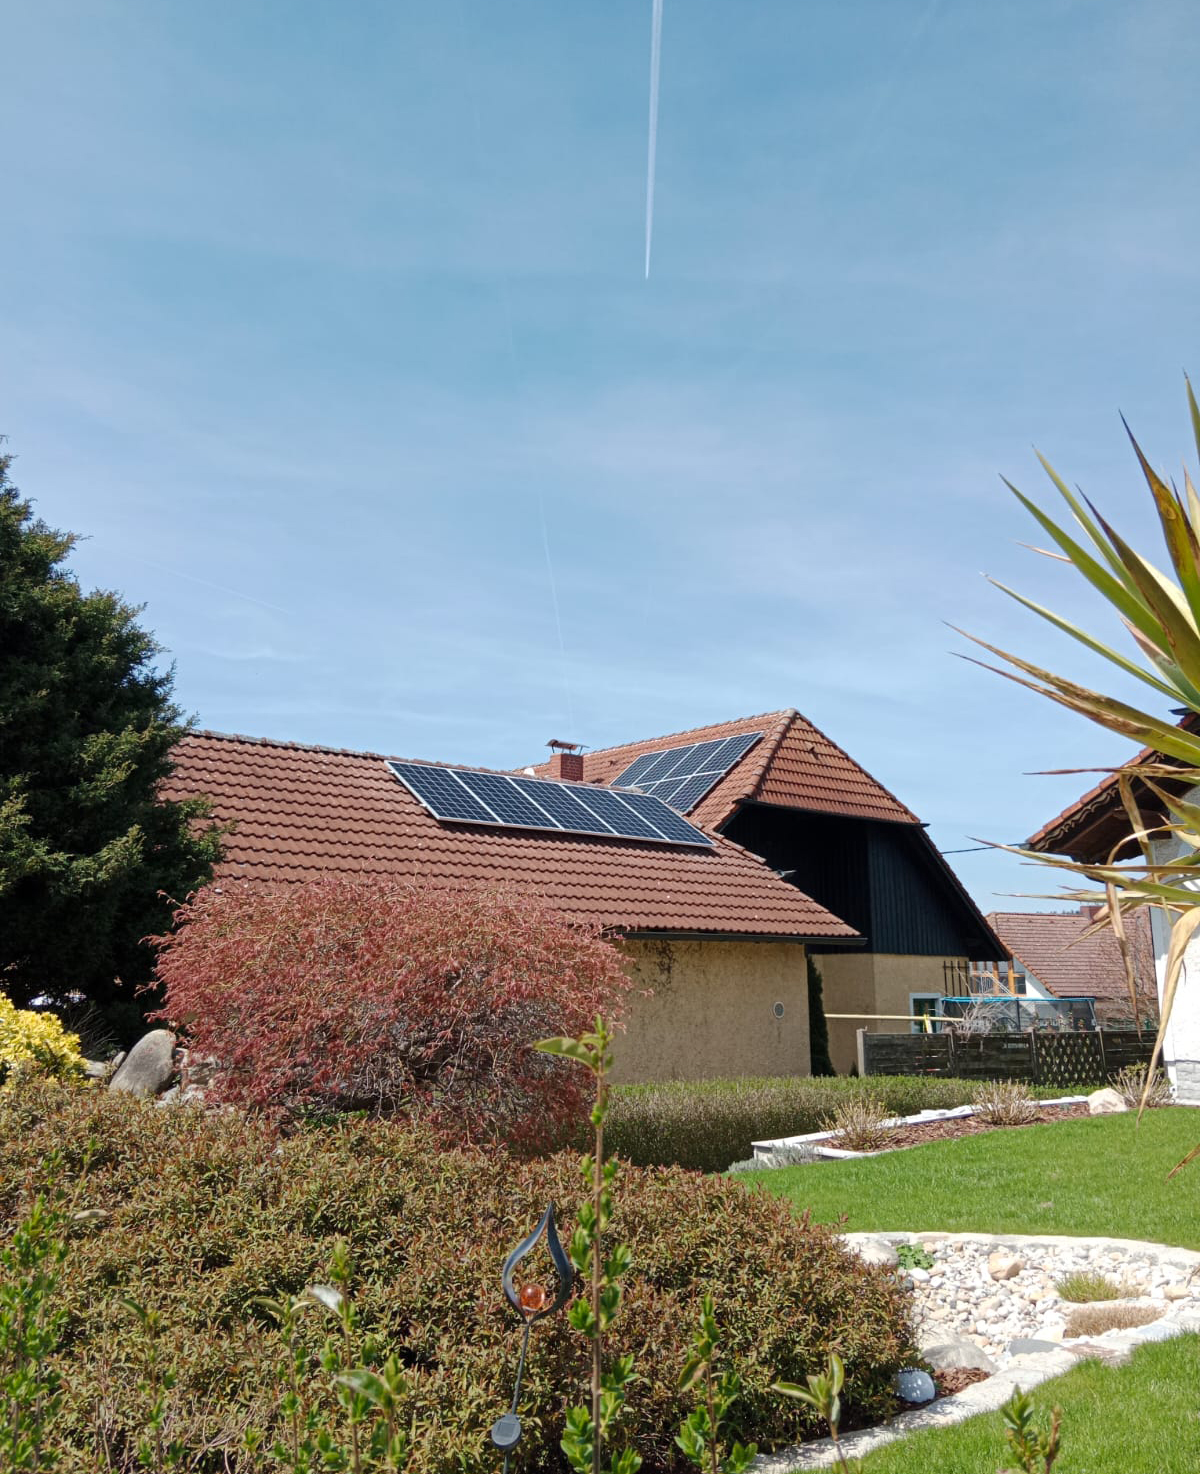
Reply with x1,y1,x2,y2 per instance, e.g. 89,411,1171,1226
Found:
909,994,941,1034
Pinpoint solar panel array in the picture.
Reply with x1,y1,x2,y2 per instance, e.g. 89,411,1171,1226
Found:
610,731,763,811
387,762,714,848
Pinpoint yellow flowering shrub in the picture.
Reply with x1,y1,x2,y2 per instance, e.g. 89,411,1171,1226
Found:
0,996,84,1085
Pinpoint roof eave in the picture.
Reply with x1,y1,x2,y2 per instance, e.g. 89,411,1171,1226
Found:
620,927,866,946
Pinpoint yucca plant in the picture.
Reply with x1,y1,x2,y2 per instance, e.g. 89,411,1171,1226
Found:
965,378,1200,1122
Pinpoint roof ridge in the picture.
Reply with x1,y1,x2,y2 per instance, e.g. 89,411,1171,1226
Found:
787,711,922,825
185,728,533,780
188,728,397,761
574,711,788,760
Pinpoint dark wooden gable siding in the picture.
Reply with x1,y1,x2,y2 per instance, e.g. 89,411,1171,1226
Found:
723,802,1003,959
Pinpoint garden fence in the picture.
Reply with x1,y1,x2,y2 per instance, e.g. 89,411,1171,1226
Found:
857,1028,1154,1089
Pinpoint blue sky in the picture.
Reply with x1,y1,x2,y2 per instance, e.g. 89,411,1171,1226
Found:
4,0,1200,912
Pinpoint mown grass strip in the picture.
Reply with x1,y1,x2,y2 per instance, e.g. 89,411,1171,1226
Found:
746,1107,1200,1250
857,1335,1200,1472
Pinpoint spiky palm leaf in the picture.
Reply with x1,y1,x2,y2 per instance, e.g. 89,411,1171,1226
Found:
970,379,1200,1119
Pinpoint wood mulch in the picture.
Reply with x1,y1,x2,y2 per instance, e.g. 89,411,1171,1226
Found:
931,1366,991,1398
865,1102,1090,1152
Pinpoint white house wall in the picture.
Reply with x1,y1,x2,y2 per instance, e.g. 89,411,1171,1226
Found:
1148,796,1200,1105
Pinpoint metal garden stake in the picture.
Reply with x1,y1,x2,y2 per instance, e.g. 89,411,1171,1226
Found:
491,1202,573,1470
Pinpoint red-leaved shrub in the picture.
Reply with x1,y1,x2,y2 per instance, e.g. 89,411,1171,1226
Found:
152,877,633,1148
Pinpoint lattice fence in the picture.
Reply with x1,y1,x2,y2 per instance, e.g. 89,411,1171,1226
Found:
861,1029,1154,1086
1030,1032,1105,1089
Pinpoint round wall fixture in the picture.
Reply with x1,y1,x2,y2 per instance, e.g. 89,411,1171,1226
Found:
772,1001,785,1019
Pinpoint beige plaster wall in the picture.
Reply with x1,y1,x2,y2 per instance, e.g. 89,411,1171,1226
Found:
613,939,810,1083
816,952,967,1074
813,952,877,1076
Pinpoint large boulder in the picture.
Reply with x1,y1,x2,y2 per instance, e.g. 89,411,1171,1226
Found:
109,1030,177,1098
1088,1087,1128,1116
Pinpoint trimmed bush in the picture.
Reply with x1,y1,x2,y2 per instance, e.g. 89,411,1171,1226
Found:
0,996,83,1085
152,877,633,1150
606,1075,1069,1172
0,1083,917,1473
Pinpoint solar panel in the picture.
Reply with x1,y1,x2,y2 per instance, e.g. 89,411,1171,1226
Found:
387,762,713,848
610,731,764,812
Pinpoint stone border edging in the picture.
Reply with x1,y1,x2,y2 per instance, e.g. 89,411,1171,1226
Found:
751,1097,1088,1162
751,1230,1200,1472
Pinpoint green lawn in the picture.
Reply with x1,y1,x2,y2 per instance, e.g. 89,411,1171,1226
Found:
746,1107,1200,1249
857,1335,1200,1472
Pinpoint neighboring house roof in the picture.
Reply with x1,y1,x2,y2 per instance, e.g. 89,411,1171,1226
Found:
1027,715,1200,861
986,908,1158,1015
529,709,920,830
162,730,860,942
1026,753,1160,862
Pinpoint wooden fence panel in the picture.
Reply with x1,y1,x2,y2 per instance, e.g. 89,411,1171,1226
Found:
858,1033,953,1076
947,1034,1037,1081
860,1030,1155,1085
1101,1032,1157,1073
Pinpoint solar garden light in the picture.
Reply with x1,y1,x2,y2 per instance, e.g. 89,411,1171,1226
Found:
491,1202,573,1471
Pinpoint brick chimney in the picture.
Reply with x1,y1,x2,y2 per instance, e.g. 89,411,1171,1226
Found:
547,740,584,782
549,751,584,782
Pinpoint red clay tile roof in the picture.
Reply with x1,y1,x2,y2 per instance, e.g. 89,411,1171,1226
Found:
529,710,919,829
163,730,860,941
1027,715,1200,860
986,908,1158,1017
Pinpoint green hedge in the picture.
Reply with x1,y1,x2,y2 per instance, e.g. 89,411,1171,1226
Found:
1,1082,917,1472
606,1074,1072,1173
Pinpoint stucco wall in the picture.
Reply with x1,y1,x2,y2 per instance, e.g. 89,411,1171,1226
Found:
814,952,877,1075
613,939,809,1083
1150,811,1200,1104
818,952,968,1074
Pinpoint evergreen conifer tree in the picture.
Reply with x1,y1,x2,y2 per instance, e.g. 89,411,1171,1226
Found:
807,954,835,1075
0,451,221,1040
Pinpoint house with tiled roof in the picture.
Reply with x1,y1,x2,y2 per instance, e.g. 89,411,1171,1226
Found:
986,908,1158,1023
162,730,859,1083
1029,737,1198,1101
529,710,1006,1073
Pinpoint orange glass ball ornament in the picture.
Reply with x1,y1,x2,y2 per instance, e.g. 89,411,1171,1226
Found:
518,1282,547,1313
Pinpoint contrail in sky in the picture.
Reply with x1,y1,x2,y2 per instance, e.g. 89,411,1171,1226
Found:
644,0,664,278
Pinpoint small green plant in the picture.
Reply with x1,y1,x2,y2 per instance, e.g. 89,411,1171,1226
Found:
773,1353,861,1473
537,1018,641,1474
540,1019,762,1474
895,1242,934,1272
0,1185,68,1472
1053,1270,1125,1303
825,1096,893,1153
675,1295,757,1474
123,1298,185,1471
998,1387,1061,1473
